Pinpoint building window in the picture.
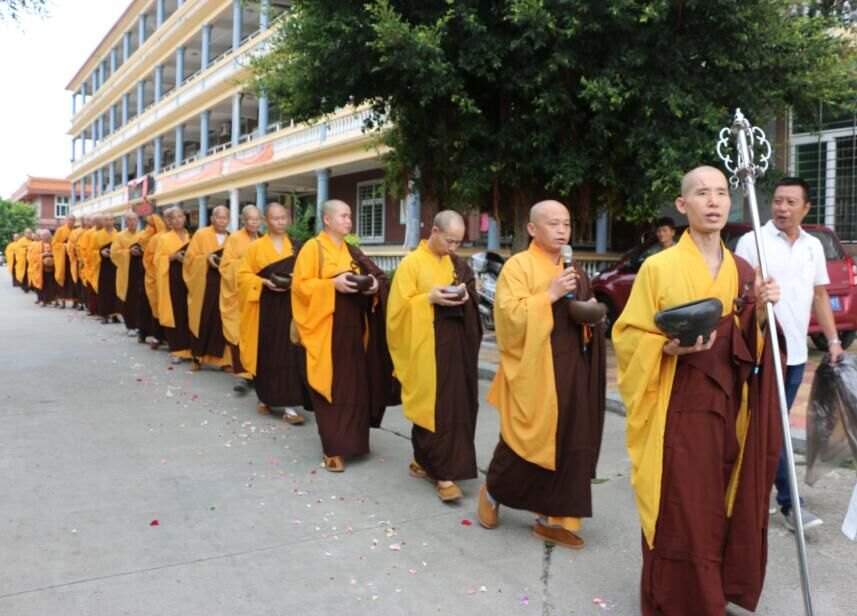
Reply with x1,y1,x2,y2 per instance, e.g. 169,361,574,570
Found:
55,196,70,219
356,180,385,243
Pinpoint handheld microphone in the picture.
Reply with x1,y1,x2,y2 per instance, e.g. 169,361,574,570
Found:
560,245,574,299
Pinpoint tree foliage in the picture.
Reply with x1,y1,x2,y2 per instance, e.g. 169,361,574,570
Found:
251,1,856,245
0,0,47,22
0,199,37,252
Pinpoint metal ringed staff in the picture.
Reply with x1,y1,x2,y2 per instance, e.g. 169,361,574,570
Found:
717,108,813,616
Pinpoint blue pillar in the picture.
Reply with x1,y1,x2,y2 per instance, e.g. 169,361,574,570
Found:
198,196,209,228
201,24,212,69
109,105,116,134
200,110,210,156
175,124,185,165
122,154,129,185
261,0,270,28
156,0,165,28
96,169,103,196
91,122,97,146
154,136,163,174
595,209,608,253
70,137,76,162
176,47,185,86
71,92,77,115
136,145,144,177
99,61,106,87
110,48,117,75
487,217,500,249
178,0,184,7
71,183,76,207
97,116,104,141
403,170,421,249
121,93,129,125
232,0,243,51
256,182,267,209
137,80,145,115
123,31,131,62
315,168,330,232
79,85,86,106
81,129,87,154
91,71,97,94
154,65,163,102
138,13,147,47
258,95,268,137
108,161,116,191
231,93,240,146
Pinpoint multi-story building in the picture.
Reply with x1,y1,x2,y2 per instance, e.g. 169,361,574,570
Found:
66,0,435,248
10,176,71,231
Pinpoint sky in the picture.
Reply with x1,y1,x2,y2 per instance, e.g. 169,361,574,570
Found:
0,0,128,198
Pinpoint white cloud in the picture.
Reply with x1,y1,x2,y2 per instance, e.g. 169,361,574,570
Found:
0,0,128,197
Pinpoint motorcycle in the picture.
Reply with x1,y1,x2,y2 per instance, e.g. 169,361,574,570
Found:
470,251,506,331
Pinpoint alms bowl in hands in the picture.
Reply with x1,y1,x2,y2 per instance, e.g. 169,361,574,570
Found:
654,298,723,347
270,272,292,290
345,273,373,291
568,300,606,324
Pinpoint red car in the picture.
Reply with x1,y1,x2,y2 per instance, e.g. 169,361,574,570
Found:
592,222,857,350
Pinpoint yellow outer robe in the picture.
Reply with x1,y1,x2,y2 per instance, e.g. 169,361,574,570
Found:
219,229,255,347
182,226,227,338
386,240,456,432
612,232,751,548
28,241,48,291
67,228,84,284
144,231,167,320
110,229,142,302
291,231,359,403
486,243,566,471
237,234,294,375
79,228,97,286
89,228,117,293
14,238,32,282
154,229,190,328
5,240,18,274
51,225,72,286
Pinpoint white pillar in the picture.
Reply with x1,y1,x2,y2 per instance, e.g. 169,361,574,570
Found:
825,138,837,228
229,187,240,231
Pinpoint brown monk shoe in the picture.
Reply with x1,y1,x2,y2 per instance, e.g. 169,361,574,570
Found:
189,360,201,372
256,402,271,415
282,408,305,425
323,455,345,472
532,523,584,549
408,461,433,482
148,340,160,350
437,482,463,502
477,484,499,529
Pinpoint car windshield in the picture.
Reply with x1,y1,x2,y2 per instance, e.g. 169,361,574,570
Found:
805,229,846,260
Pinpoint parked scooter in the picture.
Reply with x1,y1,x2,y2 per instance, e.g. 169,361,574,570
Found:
470,251,506,331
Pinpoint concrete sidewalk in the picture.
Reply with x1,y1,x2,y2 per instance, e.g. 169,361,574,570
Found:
1,270,855,615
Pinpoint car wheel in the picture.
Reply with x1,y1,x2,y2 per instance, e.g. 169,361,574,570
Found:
811,330,856,351
598,295,617,339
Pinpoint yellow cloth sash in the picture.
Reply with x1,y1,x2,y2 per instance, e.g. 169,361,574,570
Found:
51,225,72,286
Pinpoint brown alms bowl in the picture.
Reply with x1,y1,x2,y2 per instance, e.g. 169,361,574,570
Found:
568,300,607,324
346,273,373,291
654,298,723,346
270,272,292,290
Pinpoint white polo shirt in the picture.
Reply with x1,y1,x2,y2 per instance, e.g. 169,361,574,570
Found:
734,220,829,366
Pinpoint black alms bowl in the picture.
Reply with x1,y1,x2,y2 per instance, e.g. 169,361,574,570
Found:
270,272,292,290
654,298,723,346
568,300,607,325
346,273,373,291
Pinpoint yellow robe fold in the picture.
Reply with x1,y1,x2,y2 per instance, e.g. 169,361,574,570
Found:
386,240,456,432
486,243,562,471
237,234,294,375
154,229,190,328
182,226,227,338
220,229,255,347
67,228,84,284
90,228,117,293
27,241,47,291
612,232,743,548
14,238,32,283
51,225,72,286
140,216,167,318
110,229,142,302
291,231,359,403
79,228,97,286
5,240,18,274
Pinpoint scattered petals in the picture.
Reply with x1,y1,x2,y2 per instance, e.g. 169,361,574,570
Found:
460,519,473,526
150,520,160,526
521,596,529,606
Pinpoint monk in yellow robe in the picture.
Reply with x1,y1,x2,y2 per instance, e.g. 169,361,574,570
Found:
52,215,77,307
220,205,261,393
237,203,309,423
183,205,231,371
29,230,58,307
110,212,143,337
80,215,102,315
14,228,33,291
6,233,20,287
155,207,192,364
387,211,482,502
613,166,784,615
68,216,91,310
91,213,120,323
292,199,398,472
140,212,167,348
477,200,607,550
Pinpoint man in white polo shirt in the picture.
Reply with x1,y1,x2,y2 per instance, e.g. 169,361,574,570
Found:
736,176,843,532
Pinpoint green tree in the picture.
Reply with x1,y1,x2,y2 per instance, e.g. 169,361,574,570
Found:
0,199,37,252
252,1,855,248
0,0,47,21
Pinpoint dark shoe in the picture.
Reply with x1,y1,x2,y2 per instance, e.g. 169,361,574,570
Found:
477,484,499,529
111,316,120,323
233,378,250,394
783,507,823,532
532,523,584,549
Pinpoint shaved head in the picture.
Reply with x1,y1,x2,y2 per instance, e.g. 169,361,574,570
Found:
433,210,465,232
529,200,568,224
428,210,466,257
265,203,288,236
527,200,571,256
39,229,50,240
321,200,352,238
266,203,287,218
241,205,260,221
680,166,726,198
212,205,229,218
211,206,229,233
321,199,349,220
12,233,19,240
241,205,262,235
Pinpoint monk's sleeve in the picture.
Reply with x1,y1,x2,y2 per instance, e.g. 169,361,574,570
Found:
291,239,336,339
237,245,264,307
182,233,209,338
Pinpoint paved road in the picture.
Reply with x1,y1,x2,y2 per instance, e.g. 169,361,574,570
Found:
1,270,854,615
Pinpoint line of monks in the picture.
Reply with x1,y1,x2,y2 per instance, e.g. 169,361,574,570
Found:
3,168,784,615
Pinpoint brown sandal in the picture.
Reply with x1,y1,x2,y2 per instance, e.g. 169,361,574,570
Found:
256,402,271,415
323,455,345,472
